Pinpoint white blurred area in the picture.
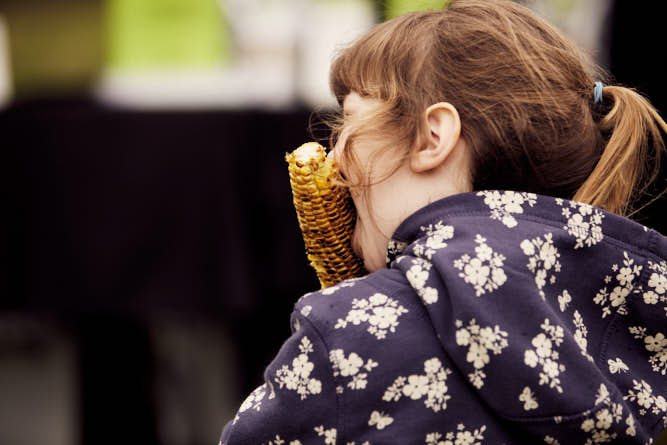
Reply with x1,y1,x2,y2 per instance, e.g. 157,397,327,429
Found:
0,318,79,445
524,0,612,67
0,16,12,108
94,0,611,111
1,0,613,111
95,0,376,110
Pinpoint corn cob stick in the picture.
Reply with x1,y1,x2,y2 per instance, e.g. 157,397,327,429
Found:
286,142,366,288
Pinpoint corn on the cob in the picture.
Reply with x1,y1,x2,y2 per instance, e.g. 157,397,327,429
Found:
286,142,366,288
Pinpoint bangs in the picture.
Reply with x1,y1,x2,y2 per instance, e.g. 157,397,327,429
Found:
326,11,442,193
329,13,436,106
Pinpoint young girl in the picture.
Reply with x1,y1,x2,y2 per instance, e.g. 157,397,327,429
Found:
220,1,666,443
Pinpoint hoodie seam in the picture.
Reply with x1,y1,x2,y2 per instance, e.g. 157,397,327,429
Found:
392,211,657,262
297,314,345,443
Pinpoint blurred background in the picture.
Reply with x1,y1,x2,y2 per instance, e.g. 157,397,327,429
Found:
0,1,664,445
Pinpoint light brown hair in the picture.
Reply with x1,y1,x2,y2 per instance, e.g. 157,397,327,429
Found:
328,0,666,217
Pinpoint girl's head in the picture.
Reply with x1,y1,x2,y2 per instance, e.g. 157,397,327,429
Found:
329,0,666,272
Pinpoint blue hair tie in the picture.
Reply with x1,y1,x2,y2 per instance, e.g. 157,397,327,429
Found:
593,81,604,104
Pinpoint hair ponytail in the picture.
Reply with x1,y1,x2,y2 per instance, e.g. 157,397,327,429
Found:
573,86,667,216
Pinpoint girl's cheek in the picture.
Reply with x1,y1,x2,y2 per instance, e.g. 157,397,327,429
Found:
350,190,369,220
331,146,352,183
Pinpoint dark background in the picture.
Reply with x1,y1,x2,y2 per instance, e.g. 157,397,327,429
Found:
2,104,322,444
1,1,666,445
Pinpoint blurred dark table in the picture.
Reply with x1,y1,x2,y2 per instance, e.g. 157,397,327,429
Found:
3,99,321,316
2,98,323,445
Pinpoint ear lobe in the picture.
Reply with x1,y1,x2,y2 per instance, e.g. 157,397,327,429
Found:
410,102,461,173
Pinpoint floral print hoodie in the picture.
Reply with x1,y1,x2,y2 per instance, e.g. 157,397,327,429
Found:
220,191,667,445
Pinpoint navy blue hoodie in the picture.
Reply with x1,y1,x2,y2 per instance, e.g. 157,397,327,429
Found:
220,191,666,445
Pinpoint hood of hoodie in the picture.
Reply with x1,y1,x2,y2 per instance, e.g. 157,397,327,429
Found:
385,191,666,442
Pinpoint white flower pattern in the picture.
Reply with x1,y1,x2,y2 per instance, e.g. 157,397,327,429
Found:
453,235,507,296
234,382,276,424
314,426,337,445
455,319,509,388
477,190,537,228
386,239,408,265
573,311,594,362
629,326,667,375
321,278,362,295
623,379,667,423
334,293,409,340
578,384,626,445
520,233,561,300
274,337,322,400
625,414,636,437
425,423,486,445
261,434,303,445
523,319,566,393
413,221,454,260
593,252,642,318
557,200,604,249
383,357,453,412
557,290,572,312
407,258,439,304
329,349,378,391
643,260,667,316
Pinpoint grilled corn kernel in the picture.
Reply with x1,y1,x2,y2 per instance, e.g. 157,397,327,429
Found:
286,142,366,288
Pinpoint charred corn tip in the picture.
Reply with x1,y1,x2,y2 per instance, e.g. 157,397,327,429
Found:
286,142,366,288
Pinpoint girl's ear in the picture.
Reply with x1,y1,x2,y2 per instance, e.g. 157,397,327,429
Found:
410,102,461,173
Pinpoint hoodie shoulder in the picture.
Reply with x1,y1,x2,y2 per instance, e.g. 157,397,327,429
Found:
292,269,420,339
386,192,667,442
